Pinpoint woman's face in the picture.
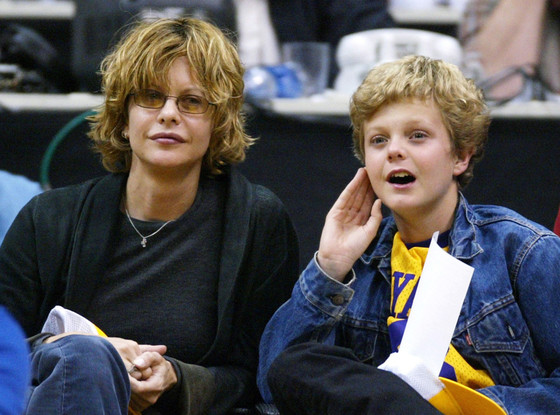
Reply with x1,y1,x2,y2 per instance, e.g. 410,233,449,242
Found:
123,56,214,177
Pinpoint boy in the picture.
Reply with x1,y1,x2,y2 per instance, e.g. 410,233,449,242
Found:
257,55,560,414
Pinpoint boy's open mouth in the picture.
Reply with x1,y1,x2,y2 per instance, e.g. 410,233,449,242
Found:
389,172,415,185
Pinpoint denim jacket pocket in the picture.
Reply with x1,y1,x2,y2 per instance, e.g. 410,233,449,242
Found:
461,297,546,386
338,315,391,364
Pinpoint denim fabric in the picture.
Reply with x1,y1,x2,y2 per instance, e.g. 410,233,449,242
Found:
27,335,130,414
258,194,560,414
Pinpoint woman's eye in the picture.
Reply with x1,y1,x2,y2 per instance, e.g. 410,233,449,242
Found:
145,90,162,100
181,96,203,106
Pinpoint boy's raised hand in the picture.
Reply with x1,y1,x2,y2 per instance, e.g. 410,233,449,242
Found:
317,168,383,282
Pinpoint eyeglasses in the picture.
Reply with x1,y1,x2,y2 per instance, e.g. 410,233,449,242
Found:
130,89,215,114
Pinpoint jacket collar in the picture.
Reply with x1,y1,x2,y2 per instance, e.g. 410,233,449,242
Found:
65,174,127,314
449,193,483,260
204,167,254,360
359,192,483,269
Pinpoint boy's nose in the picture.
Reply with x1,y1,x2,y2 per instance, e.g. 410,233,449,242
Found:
387,137,406,160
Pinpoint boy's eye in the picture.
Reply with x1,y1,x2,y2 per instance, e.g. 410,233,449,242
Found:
369,136,387,145
410,131,427,140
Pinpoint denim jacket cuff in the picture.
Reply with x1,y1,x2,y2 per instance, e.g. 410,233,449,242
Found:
313,251,356,286
297,253,355,317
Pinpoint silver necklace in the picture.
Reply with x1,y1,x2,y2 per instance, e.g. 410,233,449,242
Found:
125,207,173,248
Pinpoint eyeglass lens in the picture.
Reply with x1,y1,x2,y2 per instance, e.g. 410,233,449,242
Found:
133,89,211,114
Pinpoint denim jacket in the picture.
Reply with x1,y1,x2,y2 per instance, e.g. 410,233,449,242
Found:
258,194,560,414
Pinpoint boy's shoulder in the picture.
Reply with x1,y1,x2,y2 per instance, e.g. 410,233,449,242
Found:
465,202,554,236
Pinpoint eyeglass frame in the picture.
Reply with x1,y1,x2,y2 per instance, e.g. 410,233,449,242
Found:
129,89,216,114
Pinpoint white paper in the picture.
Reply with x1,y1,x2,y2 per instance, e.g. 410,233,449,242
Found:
41,305,99,335
398,232,474,378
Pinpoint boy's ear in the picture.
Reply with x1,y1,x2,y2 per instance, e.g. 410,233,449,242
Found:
453,151,472,176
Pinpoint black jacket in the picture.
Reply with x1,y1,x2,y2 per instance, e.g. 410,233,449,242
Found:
0,168,299,414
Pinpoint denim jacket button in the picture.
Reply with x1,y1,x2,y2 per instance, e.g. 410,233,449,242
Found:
331,294,345,305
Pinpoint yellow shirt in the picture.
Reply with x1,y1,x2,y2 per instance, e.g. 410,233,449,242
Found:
388,232,494,390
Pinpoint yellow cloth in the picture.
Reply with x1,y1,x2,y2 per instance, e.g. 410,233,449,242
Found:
430,378,506,415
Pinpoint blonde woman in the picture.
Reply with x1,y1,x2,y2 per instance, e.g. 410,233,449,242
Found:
0,17,298,415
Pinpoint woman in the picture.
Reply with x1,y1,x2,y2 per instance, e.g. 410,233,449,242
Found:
0,17,299,414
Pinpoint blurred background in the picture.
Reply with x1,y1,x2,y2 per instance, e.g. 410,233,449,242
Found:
0,0,558,268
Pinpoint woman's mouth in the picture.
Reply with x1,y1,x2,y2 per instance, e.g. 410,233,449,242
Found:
150,132,185,143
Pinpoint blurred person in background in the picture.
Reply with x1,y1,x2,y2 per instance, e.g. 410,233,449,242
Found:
459,0,560,103
0,170,42,245
235,0,394,82
71,0,394,92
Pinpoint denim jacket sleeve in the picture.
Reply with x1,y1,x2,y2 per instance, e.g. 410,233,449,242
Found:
257,254,355,403
477,232,560,414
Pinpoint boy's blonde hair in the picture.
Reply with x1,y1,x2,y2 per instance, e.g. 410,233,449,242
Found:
88,17,253,175
350,55,490,189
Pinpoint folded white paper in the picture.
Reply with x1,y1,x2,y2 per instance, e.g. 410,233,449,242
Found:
42,305,102,336
398,231,474,378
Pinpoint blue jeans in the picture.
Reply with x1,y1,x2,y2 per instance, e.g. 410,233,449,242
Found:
27,335,130,414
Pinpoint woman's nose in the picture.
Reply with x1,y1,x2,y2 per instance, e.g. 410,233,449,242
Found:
157,97,181,123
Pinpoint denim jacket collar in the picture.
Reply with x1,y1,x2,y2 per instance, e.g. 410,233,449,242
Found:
359,192,483,283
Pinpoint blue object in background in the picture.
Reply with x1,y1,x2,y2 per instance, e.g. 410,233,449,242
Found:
267,63,303,98
244,64,302,100
0,171,42,245
0,306,30,415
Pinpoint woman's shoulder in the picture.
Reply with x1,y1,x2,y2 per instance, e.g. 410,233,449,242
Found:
30,174,123,217
227,168,286,210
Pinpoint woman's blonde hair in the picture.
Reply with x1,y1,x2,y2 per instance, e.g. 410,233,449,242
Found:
88,17,253,175
350,55,490,189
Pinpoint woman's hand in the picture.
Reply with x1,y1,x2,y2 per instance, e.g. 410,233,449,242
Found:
106,337,161,376
108,337,176,411
317,168,382,282
128,350,178,412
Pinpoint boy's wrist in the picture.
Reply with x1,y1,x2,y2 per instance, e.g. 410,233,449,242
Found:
316,251,354,283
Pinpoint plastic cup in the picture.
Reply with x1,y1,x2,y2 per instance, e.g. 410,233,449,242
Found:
282,42,330,96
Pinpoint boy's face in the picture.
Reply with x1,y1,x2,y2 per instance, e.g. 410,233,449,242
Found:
362,98,470,225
